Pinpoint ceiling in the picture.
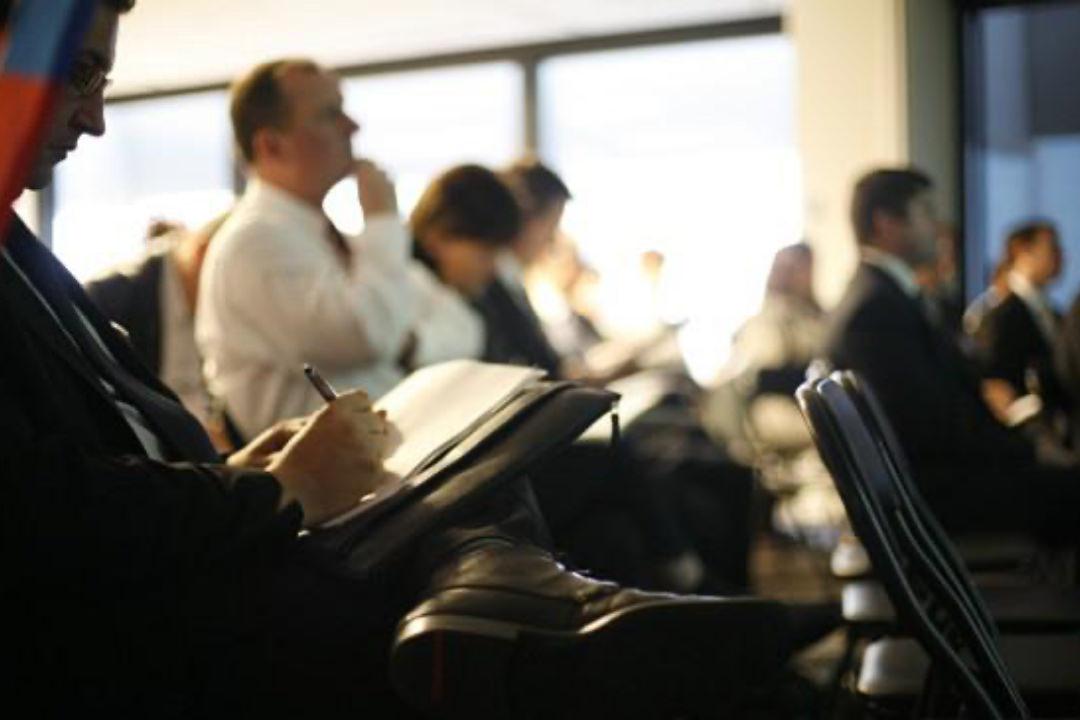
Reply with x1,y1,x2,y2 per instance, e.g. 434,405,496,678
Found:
110,0,786,96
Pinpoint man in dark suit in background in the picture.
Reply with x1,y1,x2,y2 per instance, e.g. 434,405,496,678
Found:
0,1,805,716
820,169,1075,539
84,215,227,431
824,168,1080,541
974,221,1069,426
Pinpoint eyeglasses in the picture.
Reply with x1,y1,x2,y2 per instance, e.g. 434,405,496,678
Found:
68,59,111,97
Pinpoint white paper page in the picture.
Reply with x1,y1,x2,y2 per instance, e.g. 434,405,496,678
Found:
319,360,545,528
375,359,546,479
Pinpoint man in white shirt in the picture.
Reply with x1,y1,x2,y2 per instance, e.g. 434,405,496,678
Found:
198,59,482,439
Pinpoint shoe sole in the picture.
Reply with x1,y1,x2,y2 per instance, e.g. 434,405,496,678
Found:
390,598,787,719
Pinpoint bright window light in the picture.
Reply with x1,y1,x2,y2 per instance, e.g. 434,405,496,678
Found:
52,90,235,281
325,62,524,234
538,36,800,385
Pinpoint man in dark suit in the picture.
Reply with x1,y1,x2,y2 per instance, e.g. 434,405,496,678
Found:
975,222,1069,423
84,217,228,433
0,2,804,716
824,168,1080,540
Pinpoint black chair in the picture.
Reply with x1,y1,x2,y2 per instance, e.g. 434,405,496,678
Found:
838,372,1080,635
797,374,1080,718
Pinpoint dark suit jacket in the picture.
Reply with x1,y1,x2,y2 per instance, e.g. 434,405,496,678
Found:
84,248,167,374
824,263,1034,479
1058,295,1080,430
0,218,301,714
474,277,564,378
979,292,1068,413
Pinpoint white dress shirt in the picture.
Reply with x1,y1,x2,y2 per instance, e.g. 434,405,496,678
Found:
196,177,483,439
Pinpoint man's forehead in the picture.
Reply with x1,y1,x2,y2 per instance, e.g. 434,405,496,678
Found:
281,66,342,103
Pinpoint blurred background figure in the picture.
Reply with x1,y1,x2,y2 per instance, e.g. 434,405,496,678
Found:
85,215,228,442
1056,292,1080,449
411,163,522,300
727,242,823,451
968,221,1067,430
701,241,840,550
470,158,571,377
916,222,963,335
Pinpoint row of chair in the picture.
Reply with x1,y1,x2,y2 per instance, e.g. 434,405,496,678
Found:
797,371,1080,718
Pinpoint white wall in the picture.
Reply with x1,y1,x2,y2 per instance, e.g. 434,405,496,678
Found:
788,0,909,306
789,0,960,306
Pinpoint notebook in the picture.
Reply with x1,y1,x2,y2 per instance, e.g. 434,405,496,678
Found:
320,360,546,527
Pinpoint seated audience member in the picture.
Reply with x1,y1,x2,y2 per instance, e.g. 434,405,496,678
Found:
475,158,571,377
915,221,963,334
197,59,483,439
824,168,1080,540
527,232,606,368
85,214,226,433
2,4,826,716
964,250,1012,337
972,221,1067,426
728,242,823,452
410,163,521,299
1057,292,1080,447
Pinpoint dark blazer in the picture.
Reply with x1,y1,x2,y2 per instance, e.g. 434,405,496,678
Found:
84,247,167,373
0,218,300,714
823,263,1034,477
473,277,563,378
978,292,1067,412
1057,295,1080,432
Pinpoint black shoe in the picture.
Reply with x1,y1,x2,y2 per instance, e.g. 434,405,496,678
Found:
390,544,793,719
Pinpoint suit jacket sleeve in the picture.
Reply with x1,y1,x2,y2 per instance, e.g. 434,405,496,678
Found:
0,364,302,593
828,289,1032,470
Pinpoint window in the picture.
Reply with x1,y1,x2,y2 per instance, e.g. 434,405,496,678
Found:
964,2,1080,306
538,36,800,382
51,90,234,281
324,62,524,234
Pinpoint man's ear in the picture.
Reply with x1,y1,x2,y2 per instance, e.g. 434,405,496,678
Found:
251,128,285,162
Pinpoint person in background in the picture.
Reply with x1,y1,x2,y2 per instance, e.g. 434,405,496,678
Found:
473,158,571,377
1,4,830,715
727,242,823,452
824,168,1080,542
916,222,963,334
86,214,228,438
410,163,521,300
964,231,1019,338
197,59,483,439
971,221,1067,427
1056,291,1080,449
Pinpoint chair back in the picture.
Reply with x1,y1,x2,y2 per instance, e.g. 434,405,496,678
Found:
796,376,1029,719
837,371,999,641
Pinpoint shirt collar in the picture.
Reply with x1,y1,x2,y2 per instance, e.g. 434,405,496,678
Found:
242,176,327,236
496,251,525,288
862,247,921,298
1007,271,1046,308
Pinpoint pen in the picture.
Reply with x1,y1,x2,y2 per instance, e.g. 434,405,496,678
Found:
303,363,338,403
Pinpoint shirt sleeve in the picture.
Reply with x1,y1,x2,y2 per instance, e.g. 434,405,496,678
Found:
219,212,419,369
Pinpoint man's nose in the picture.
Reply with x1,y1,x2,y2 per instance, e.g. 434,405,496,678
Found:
75,93,107,137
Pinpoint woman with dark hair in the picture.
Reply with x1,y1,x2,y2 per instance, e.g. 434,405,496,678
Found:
411,164,521,298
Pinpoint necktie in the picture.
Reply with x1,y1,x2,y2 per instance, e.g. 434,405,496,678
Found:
7,233,220,462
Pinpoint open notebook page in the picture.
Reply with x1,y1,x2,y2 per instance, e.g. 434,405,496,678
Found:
319,360,546,528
